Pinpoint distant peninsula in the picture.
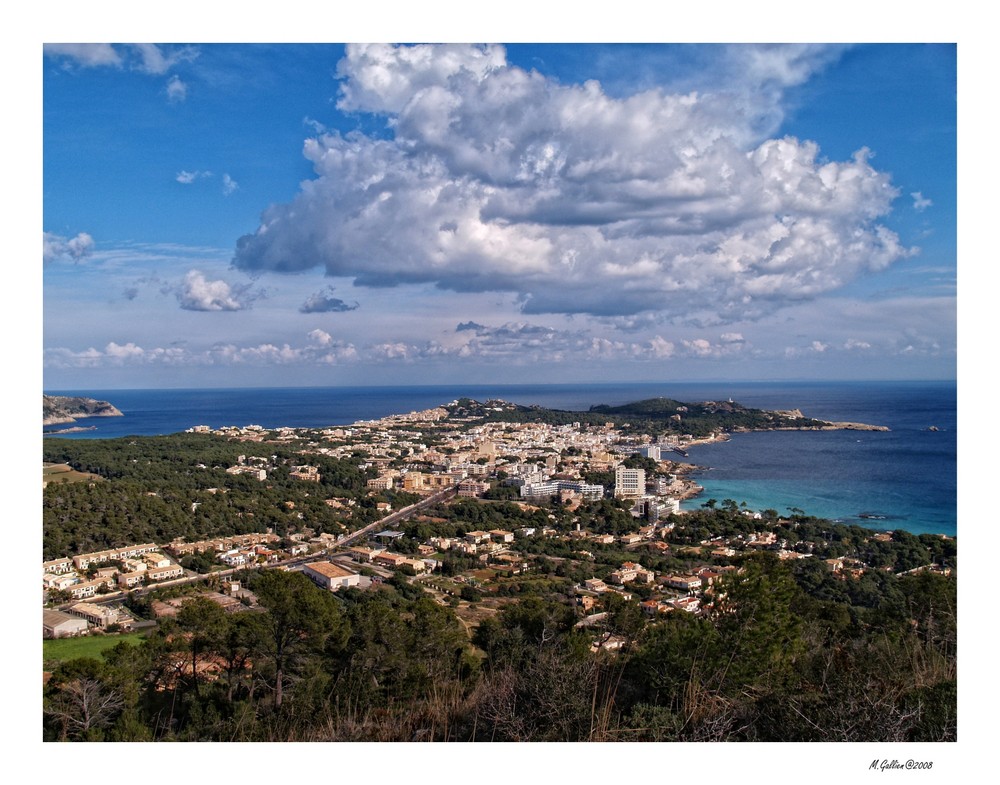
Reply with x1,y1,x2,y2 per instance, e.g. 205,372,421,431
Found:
446,396,888,438
43,394,123,426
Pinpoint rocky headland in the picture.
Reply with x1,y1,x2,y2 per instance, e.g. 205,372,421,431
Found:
771,409,889,432
43,394,123,426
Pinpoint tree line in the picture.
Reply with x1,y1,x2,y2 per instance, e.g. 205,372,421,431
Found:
43,435,380,560
44,551,955,742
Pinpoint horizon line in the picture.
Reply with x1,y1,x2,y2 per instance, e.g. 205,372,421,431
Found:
44,378,958,394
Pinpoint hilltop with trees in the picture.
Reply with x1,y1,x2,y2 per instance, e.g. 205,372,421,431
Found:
446,396,860,439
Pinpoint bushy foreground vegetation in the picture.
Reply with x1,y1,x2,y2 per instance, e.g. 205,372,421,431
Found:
43,553,955,742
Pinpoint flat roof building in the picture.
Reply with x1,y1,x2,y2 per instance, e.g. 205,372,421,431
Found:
302,561,361,592
43,609,89,638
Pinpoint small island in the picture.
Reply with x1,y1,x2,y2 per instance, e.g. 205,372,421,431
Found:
43,394,123,426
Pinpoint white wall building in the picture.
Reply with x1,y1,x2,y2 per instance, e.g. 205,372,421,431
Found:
614,466,646,498
302,561,361,592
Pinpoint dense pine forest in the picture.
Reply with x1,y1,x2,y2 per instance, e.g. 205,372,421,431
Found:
42,434,381,560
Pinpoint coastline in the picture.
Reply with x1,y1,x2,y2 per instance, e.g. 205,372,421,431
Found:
44,425,98,434
40,382,954,536
772,421,890,432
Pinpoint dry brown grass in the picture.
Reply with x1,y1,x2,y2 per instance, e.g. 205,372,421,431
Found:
43,464,102,484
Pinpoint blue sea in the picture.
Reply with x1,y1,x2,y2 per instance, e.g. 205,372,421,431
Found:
44,381,957,537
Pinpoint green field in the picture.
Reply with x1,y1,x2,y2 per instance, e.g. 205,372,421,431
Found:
43,463,102,485
43,632,146,666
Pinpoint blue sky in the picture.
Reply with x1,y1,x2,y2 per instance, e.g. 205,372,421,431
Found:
42,42,957,389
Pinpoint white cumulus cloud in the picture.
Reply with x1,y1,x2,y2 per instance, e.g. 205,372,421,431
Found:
45,43,198,75
176,170,212,184
45,333,357,370
166,75,187,103
233,44,911,321
43,231,94,263
44,43,122,68
911,191,933,211
130,44,199,75
176,270,247,311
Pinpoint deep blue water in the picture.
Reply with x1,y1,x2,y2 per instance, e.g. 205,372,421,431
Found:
44,381,956,536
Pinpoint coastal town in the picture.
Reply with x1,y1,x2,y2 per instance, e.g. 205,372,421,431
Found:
42,398,952,646
39,40,958,749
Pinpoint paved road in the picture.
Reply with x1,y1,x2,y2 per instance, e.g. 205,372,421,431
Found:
333,487,457,548
58,486,458,610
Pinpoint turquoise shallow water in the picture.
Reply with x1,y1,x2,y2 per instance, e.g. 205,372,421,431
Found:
674,383,956,536
45,380,956,536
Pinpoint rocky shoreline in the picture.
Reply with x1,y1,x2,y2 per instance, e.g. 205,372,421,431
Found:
770,408,888,431
43,394,123,426
44,425,99,434
772,421,891,432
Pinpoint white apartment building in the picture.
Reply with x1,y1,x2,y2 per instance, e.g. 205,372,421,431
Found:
614,466,646,498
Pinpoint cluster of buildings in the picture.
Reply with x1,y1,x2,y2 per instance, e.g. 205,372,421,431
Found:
225,453,272,481
189,402,705,531
344,543,433,574
42,544,184,601
56,401,936,646
44,601,135,638
575,557,734,617
165,533,289,568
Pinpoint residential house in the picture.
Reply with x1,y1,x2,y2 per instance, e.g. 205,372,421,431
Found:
347,546,382,562
143,553,173,569
147,564,184,582
290,465,321,482
219,550,248,568
42,558,73,575
488,529,515,543
640,599,670,616
72,543,159,570
117,571,146,589
663,574,703,593
43,572,80,592
609,562,654,585
465,531,491,544
67,579,107,600
373,552,405,569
